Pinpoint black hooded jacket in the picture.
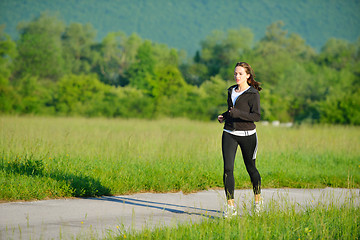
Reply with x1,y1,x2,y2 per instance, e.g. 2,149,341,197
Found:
221,85,261,131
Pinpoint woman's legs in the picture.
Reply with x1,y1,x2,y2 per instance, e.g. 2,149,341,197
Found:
222,132,238,204
222,132,261,204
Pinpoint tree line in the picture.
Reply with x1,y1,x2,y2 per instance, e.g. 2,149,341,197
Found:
1,13,359,124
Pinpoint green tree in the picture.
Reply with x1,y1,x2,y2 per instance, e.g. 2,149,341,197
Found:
152,44,180,67
95,32,142,86
151,65,187,99
0,26,17,112
198,27,254,80
150,65,189,116
311,38,360,124
248,21,317,122
55,74,156,118
55,74,110,116
317,68,360,124
125,40,156,92
15,13,65,80
199,75,228,119
251,21,314,85
317,38,356,70
111,86,155,118
180,61,209,86
14,75,55,114
62,22,97,74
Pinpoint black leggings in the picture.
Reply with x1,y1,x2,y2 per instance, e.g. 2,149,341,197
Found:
222,131,261,200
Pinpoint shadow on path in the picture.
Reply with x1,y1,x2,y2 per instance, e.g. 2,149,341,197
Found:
92,196,222,219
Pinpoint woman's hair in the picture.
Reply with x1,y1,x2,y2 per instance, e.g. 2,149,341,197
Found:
235,62,262,91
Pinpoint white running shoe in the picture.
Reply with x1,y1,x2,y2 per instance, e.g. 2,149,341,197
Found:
253,199,263,215
223,204,237,218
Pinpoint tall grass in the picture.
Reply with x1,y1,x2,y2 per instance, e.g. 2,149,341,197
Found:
114,199,359,239
0,116,359,201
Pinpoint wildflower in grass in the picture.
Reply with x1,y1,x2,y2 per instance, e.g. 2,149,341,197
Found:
81,221,84,224
124,234,127,238
116,226,119,229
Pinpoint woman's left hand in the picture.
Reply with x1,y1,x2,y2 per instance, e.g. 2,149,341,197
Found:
218,115,224,123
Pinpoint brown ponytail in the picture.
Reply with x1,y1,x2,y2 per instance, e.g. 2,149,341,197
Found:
235,62,262,91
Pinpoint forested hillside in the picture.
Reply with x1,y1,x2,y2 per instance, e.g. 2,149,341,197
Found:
1,0,359,55
1,12,359,124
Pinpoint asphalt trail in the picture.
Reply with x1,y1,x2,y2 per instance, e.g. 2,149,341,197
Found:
1,188,359,239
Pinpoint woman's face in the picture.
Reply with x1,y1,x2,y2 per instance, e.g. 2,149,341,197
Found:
234,66,250,85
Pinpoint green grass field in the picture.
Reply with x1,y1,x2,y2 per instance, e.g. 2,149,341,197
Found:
1,116,359,201
1,116,359,239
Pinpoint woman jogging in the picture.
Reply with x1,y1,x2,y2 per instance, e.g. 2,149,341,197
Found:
218,61,262,217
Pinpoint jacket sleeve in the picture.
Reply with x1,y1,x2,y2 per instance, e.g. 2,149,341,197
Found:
221,110,230,119
229,93,261,122
220,90,232,119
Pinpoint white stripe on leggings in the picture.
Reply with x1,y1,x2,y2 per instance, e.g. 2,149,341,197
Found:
253,132,258,160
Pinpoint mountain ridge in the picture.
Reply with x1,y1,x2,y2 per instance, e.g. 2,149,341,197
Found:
1,0,359,55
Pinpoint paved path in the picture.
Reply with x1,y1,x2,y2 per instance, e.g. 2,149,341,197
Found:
1,188,359,239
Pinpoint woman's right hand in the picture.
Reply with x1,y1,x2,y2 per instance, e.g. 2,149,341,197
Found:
218,115,224,123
